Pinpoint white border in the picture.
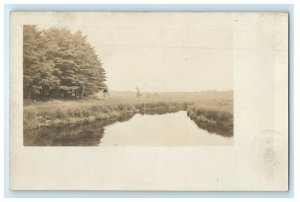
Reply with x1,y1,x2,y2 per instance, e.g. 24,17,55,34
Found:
1,0,298,201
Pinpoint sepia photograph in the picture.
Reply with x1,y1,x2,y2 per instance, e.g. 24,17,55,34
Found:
9,11,288,191
22,13,233,146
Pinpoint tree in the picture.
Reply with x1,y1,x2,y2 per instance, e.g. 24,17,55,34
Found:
136,87,141,97
23,25,107,100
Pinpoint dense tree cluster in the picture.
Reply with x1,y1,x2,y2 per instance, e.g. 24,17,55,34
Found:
23,25,107,100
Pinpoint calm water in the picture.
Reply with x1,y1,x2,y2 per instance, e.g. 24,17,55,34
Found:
24,111,233,146
100,111,233,146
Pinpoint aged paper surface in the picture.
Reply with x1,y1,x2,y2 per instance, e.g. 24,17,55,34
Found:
10,12,288,190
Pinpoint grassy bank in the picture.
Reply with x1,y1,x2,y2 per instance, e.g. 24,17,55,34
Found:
187,99,233,137
24,99,189,130
24,91,234,138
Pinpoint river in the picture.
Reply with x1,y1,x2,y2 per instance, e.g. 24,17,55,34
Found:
24,111,233,146
100,111,233,146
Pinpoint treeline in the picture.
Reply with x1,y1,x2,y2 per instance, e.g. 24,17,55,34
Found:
23,25,107,100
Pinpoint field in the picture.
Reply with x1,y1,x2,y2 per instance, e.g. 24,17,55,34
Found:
24,91,233,137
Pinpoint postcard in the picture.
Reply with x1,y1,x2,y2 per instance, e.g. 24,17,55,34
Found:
10,12,288,190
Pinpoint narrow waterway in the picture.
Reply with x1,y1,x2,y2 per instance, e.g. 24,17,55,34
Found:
100,111,233,146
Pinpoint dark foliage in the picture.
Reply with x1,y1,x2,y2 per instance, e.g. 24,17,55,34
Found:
23,25,107,100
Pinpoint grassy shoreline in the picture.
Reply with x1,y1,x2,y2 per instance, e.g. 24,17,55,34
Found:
24,97,233,137
187,106,233,137
24,100,189,130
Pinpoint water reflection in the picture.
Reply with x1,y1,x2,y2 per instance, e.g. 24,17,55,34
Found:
101,111,232,146
24,111,233,146
23,115,134,146
190,120,233,137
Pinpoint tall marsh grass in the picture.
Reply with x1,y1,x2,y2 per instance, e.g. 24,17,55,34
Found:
186,100,233,136
24,100,189,130
24,97,233,138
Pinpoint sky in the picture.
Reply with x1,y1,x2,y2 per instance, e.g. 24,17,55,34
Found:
38,12,234,92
